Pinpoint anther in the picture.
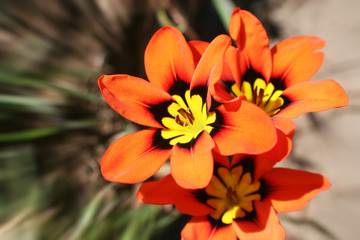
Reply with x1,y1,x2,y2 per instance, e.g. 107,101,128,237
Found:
253,86,268,106
174,108,195,126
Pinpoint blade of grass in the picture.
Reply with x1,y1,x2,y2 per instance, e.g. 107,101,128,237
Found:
0,94,61,115
68,184,114,240
0,70,99,102
120,205,160,240
211,0,235,32
0,127,63,142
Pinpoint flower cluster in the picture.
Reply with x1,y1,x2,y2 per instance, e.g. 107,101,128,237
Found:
98,8,348,240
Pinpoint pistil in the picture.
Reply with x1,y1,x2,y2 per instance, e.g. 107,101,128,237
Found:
226,187,239,204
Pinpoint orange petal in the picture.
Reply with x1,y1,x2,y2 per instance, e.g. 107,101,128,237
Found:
137,175,213,216
101,129,171,183
209,47,242,103
228,8,242,47
263,168,331,213
181,216,237,240
213,100,277,155
272,118,296,139
171,131,215,189
271,36,325,87
98,74,172,128
190,34,231,90
233,201,286,240
224,47,242,89
229,8,271,80
277,79,349,119
144,26,195,91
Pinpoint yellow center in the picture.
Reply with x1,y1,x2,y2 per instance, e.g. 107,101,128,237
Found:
160,90,216,145
231,78,284,116
205,165,261,224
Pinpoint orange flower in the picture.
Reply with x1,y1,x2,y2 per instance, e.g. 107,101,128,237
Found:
137,152,330,240
99,26,277,189
209,8,349,134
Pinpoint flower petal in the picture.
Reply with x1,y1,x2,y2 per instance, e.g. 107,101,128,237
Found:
188,40,210,65
260,129,293,162
137,175,213,216
272,118,296,139
229,8,271,80
262,168,331,213
98,74,172,128
213,151,231,169
144,26,195,91
101,129,171,183
181,216,237,240
232,201,286,240
271,36,325,87
171,131,215,189
277,79,349,118
209,47,243,103
230,154,277,182
213,100,277,155
190,34,231,90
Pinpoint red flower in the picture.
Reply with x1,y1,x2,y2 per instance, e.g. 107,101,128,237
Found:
137,152,330,240
209,8,349,134
99,26,277,189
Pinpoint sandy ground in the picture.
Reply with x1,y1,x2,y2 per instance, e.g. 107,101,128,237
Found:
270,0,360,239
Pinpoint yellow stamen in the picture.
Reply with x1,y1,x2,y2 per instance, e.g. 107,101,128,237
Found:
206,165,261,224
160,90,216,145
230,78,285,116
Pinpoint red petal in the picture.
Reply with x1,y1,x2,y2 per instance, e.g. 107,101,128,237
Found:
252,156,277,182
98,74,171,128
171,131,215,189
277,79,349,119
271,36,325,87
211,81,236,102
188,40,210,65
213,151,231,169
137,175,213,216
233,201,286,240
101,129,171,183
260,128,293,163
229,8,271,80
181,217,237,240
263,168,331,213
213,100,277,155
230,154,277,182
191,34,231,90
144,26,195,91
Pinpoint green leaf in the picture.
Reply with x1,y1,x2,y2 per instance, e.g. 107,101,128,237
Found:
0,127,63,142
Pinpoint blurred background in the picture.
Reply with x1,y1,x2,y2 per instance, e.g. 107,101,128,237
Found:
0,0,358,239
